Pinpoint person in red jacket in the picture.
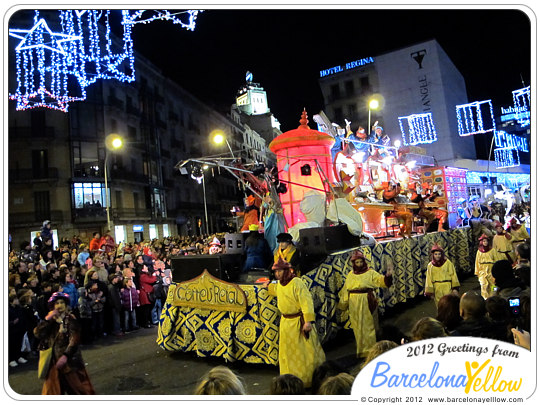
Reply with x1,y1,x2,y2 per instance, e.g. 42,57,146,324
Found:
99,230,116,260
138,264,157,328
89,232,101,255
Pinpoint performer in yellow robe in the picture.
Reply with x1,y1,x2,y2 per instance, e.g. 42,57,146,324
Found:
338,250,392,357
475,234,498,299
508,217,530,249
424,243,460,307
492,221,516,263
263,258,325,388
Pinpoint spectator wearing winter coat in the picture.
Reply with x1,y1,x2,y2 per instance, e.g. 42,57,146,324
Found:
107,273,124,336
120,278,139,332
77,286,93,344
138,265,157,328
86,282,106,340
40,220,53,243
77,244,90,267
90,256,110,285
8,292,27,367
491,260,530,300
59,269,79,310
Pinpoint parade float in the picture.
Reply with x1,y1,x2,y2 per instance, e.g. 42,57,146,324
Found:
157,110,474,365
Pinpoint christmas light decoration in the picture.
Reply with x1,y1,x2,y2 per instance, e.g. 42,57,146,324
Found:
512,86,531,127
9,11,86,111
124,10,201,30
398,112,437,145
456,100,496,136
494,130,528,153
494,147,520,168
9,9,201,112
466,171,530,187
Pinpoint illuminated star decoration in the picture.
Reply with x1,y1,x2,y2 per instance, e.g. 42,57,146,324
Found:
398,112,438,145
9,13,85,111
455,100,496,136
512,86,530,127
9,9,202,112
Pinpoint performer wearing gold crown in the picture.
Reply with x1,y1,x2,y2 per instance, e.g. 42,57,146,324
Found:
262,258,325,388
338,250,393,357
424,243,460,308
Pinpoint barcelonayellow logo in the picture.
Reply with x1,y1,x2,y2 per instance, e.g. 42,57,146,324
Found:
353,336,533,399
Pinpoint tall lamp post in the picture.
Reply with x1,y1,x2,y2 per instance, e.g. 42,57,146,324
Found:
202,165,209,235
104,134,124,233
191,164,210,235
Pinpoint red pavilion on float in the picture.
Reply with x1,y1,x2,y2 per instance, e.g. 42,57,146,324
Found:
269,109,336,228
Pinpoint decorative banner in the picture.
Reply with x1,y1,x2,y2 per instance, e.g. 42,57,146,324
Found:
456,100,496,136
169,270,248,313
398,112,438,145
353,337,533,401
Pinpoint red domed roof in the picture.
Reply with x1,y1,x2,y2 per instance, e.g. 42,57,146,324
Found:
269,109,335,153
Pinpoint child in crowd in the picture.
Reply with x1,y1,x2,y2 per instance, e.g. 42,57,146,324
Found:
86,282,106,340
120,278,140,332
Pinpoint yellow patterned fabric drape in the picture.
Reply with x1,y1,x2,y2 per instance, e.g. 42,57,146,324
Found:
157,227,472,364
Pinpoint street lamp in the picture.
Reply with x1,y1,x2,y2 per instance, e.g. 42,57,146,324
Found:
368,98,380,133
211,130,235,159
104,133,124,232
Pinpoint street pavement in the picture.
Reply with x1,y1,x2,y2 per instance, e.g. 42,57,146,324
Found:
6,276,480,397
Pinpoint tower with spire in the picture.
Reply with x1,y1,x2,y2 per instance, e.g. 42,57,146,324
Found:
235,71,270,115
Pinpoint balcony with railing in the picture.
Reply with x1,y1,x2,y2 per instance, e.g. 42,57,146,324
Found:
9,167,60,183
9,210,65,226
73,206,107,223
112,208,152,220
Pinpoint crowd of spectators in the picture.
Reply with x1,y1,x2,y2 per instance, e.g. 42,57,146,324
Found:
8,210,531,395
8,226,221,368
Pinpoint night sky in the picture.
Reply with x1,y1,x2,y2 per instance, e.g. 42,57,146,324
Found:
131,8,532,132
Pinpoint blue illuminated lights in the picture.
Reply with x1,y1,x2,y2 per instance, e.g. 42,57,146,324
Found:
494,147,520,169
9,9,201,112
124,10,201,30
398,112,437,145
456,100,496,136
320,57,374,78
512,86,531,127
466,171,530,187
494,131,528,153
